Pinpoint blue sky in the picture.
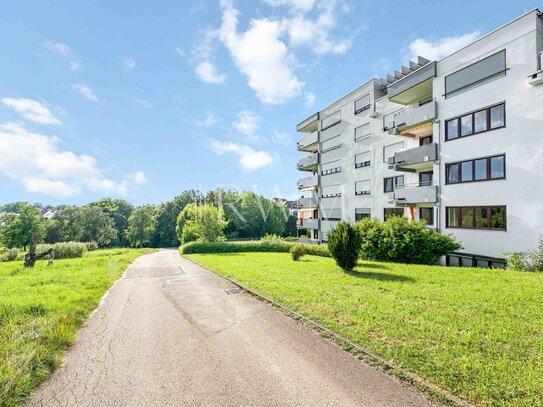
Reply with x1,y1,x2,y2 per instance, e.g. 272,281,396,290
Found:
0,0,539,206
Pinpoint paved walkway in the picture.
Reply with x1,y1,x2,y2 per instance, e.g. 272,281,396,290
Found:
28,250,434,407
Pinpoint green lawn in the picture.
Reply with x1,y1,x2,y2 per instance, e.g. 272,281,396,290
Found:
187,252,543,406
0,248,154,407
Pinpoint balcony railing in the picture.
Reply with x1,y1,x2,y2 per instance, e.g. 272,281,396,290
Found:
297,218,318,229
383,100,436,133
388,61,436,104
297,153,318,171
298,196,318,209
297,131,318,152
389,142,438,170
297,175,318,190
392,182,438,204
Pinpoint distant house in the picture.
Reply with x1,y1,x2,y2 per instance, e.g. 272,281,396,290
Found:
272,197,298,217
40,209,56,220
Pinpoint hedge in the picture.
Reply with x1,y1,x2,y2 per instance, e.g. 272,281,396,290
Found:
180,240,330,257
35,242,88,259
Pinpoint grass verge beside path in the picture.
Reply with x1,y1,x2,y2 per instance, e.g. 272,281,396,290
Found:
187,252,543,407
0,248,155,407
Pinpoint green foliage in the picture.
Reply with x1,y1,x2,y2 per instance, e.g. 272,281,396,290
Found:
176,203,228,243
35,242,87,259
327,221,362,271
85,241,98,251
283,215,298,237
505,238,543,272
0,248,21,262
355,217,461,265
289,243,305,261
44,219,67,244
77,207,118,247
180,240,330,257
260,233,285,242
126,206,156,248
181,223,200,244
0,204,45,250
152,191,198,247
87,199,134,246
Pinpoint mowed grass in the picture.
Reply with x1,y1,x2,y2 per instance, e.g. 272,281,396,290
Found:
187,252,543,406
0,248,155,407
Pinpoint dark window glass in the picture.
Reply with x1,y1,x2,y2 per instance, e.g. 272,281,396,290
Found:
490,104,505,128
355,212,371,222
420,207,434,225
490,156,505,179
491,261,506,269
448,207,459,227
474,110,488,133
491,207,506,229
475,207,489,228
461,161,473,182
447,163,459,183
461,207,474,227
474,159,487,180
396,176,404,187
448,255,460,267
446,119,458,140
384,178,394,193
476,259,490,268
420,136,433,145
460,115,473,136
419,172,433,186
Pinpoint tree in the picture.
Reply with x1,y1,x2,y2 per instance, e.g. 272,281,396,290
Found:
152,191,198,247
88,199,134,246
78,206,118,247
0,201,29,213
327,221,362,272
176,203,227,244
0,204,45,250
44,219,67,243
283,215,298,237
127,206,156,248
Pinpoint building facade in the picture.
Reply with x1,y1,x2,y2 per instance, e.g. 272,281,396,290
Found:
296,9,543,267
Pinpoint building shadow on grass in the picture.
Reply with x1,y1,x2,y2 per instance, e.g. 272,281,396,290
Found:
347,268,415,283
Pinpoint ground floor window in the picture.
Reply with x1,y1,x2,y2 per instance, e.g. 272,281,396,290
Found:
384,208,404,221
446,253,506,269
446,206,506,230
419,207,434,226
355,208,371,222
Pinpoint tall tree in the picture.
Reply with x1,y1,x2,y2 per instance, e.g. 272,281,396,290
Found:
78,206,118,247
127,206,156,248
0,204,45,250
87,199,133,246
176,203,227,244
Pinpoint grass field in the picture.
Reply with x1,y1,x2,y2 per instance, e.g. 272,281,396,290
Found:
187,252,543,406
0,248,154,407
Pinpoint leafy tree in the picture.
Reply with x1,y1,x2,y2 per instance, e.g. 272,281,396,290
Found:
0,204,45,250
0,201,29,213
152,191,199,247
176,203,227,243
44,219,67,243
327,221,362,272
127,206,156,247
78,206,118,247
283,215,298,237
88,198,134,246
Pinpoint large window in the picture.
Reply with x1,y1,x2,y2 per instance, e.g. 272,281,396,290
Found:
444,49,506,97
321,160,341,176
420,207,434,226
322,208,341,221
446,154,505,184
384,208,404,221
355,208,371,221
320,135,341,152
446,254,506,269
354,94,371,114
445,102,505,141
419,171,433,186
321,184,341,198
355,180,371,195
383,142,404,163
354,123,371,141
384,175,404,193
321,111,341,130
355,151,371,168
446,206,506,230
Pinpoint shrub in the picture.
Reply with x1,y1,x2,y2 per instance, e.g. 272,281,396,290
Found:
290,244,305,261
505,238,543,271
35,242,87,259
180,240,330,258
260,234,284,242
1,248,21,262
355,217,461,265
327,221,362,271
182,223,200,244
85,241,98,251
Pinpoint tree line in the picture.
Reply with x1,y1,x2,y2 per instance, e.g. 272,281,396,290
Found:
0,189,297,250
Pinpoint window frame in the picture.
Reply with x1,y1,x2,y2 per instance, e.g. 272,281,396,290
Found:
355,151,371,168
445,102,506,142
320,134,342,153
419,135,433,146
321,160,342,176
383,175,404,193
354,94,371,114
321,184,342,198
384,208,404,221
419,207,434,226
321,110,341,130
355,180,371,196
446,253,506,269
354,123,371,142
445,154,506,184
446,205,507,231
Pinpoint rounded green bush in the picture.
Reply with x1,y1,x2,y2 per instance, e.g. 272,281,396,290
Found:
289,243,305,261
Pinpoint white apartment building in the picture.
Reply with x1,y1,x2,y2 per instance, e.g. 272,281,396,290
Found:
296,9,543,267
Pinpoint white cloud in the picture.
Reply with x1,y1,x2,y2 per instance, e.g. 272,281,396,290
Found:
233,110,261,136
1,98,61,125
408,31,480,61
43,41,70,56
196,112,219,127
209,139,274,171
132,98,153,109
271,129,291,146
69,60,80,70
123,58,136,70
263,0,316,12
72,84,98,102
304,92,315,108
195,61,226,84
0,122,144,198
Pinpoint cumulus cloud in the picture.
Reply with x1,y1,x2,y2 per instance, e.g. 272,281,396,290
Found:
72,84,98,102
0,122,144,198
1,98,61,125
209,139,274,171
43,41,80,70
195,61,226,83
233,110,261,136
196,112,219,127
304,92,315,108
263,0,316,12
408,31,480,61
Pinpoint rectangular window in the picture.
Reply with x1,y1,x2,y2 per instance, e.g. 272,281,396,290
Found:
445,154,505,184
444,49,506,97
355,151,371,168
419,171,433,186
354,94,371,114
445,102,505,141
321,184,341,198
447,254,506,269
419,207,434,226
320,135,341,152
355,208,371,221
321,160,341,176
383,142,404,163
419,135,433,145
384,176,404,193
322,208,341,221
354,123,371,141
355,180,371,195
446,206,506,230
384,208,404,221
321,111,341,130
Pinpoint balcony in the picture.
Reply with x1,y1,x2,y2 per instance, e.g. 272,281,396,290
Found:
388,61,436,105
297,174,318,190
297,112,319,133
298,196,318,209
297,131,318,152
389,142,438,171
297,218,318,229
383,100,436,134
297,153,318,171
392,183,438,204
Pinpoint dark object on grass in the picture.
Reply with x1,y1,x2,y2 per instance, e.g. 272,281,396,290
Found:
24,235,54,268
